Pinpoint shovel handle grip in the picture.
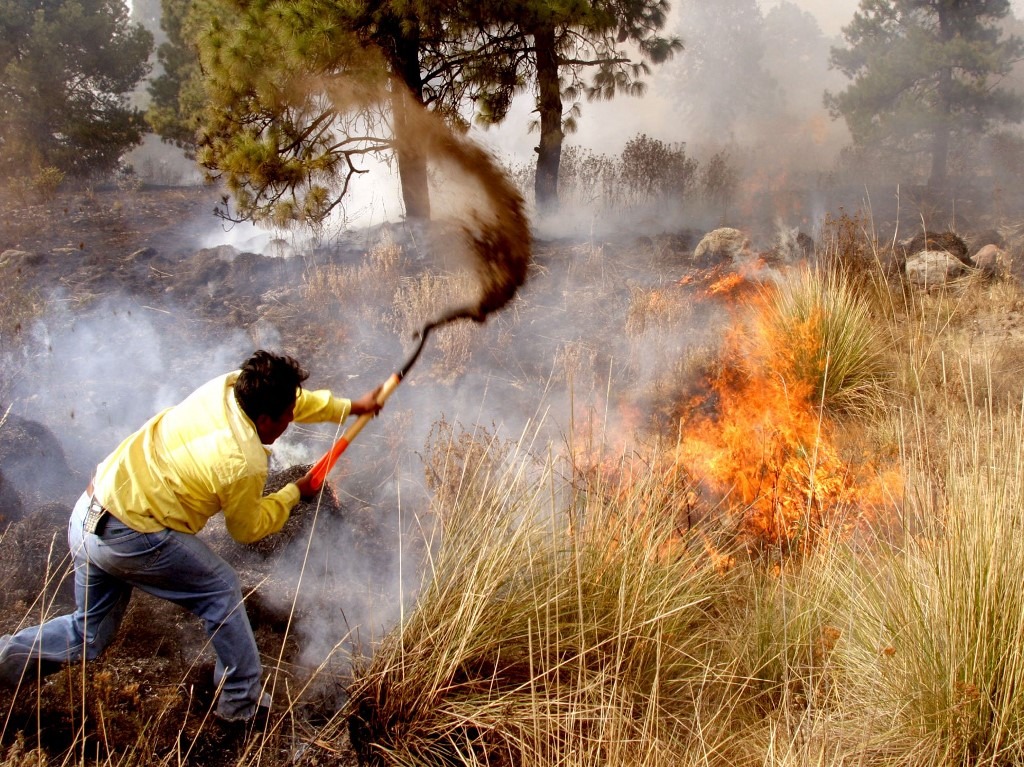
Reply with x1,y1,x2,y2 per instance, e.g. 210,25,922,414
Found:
307,372,402,490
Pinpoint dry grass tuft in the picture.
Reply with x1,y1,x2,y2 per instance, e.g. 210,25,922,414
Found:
339,423,727,766
751,266,896,419
389,273,478,382
301,231,405,346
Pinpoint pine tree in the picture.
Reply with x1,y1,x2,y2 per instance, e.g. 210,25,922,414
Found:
146,0,204,157
0,0,153,178
668,0,779,144
179,0,677,223
190,0,454,224
826,0,1024,187
446,0,680,213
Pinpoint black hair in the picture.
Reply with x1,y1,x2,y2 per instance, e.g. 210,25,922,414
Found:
233,350,309,421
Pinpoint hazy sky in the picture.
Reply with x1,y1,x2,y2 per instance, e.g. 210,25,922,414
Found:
763,0,858,35
774,0,1024,35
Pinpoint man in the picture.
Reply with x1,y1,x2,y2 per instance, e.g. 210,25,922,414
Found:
0,350,382,725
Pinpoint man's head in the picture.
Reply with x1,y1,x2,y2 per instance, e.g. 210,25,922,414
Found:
234,350,309,444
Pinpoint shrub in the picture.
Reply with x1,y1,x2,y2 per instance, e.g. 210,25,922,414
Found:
619,133,698,204
699,149,739,215
30,166,65,201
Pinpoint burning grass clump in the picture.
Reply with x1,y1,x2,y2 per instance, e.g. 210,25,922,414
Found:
674,266,900,556
341,425,726,766
754,267,896,418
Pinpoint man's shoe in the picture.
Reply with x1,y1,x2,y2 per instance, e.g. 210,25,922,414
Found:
213,690,272,730
246,702,272,736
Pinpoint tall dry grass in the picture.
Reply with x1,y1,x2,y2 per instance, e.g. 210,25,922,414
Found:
338,422,730,767
834,388,1024,766
336,216,1024,767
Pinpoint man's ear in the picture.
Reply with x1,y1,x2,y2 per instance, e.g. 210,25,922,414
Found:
253,413,272,442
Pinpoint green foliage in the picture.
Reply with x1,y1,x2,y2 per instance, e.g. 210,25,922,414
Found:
30,166,65,201
145,0,205,157
191,0,395,224
451,0,682,210
190,0,683,222
826,0,1024,187
0,0,153,179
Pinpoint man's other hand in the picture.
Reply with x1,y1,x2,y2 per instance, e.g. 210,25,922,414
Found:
350,385,385,417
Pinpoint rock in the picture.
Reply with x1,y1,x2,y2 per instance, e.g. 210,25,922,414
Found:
0,414,81,514
265,238,296,259
898,230,971,267
972,244,1010,279
693,227,751,266
905,250,973,289
968,228,1005,253
194,244,241,264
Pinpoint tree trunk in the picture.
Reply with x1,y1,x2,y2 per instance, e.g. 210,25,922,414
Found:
929,4,953,189
387,19,431,220
532,21,563,213
929,115,949,189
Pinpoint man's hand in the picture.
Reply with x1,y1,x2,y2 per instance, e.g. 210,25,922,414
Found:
295,468,319,500
350,385,385,417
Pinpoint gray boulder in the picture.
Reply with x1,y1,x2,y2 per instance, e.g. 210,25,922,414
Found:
693,227,751,266
905,250,973,290
972,244,1011,279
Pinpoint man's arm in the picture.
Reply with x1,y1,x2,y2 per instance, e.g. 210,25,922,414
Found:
292,385,384,500
220,475,297,544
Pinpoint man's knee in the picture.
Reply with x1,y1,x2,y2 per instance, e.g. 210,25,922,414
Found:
206,568,247,622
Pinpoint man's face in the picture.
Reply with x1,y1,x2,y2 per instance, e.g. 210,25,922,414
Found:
255,402,295,444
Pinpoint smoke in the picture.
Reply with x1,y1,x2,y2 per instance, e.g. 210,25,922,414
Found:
476,0,854,242
10,292,252,476
759,0,858,36
259,483,421,670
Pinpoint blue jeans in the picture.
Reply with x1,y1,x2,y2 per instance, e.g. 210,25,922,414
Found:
0,493,265,721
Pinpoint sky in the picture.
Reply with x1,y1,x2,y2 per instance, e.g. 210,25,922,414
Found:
762,0,858,35
766,0,1024,35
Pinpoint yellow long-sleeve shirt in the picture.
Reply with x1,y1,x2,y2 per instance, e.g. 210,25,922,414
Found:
91,371,350,544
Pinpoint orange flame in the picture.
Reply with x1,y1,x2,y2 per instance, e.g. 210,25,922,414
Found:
675,295,900,554
579,262,902,561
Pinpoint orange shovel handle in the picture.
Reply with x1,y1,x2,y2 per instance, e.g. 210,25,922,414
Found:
308,372,401,490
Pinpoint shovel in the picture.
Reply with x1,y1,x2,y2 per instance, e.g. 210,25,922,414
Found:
306,308,481,491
